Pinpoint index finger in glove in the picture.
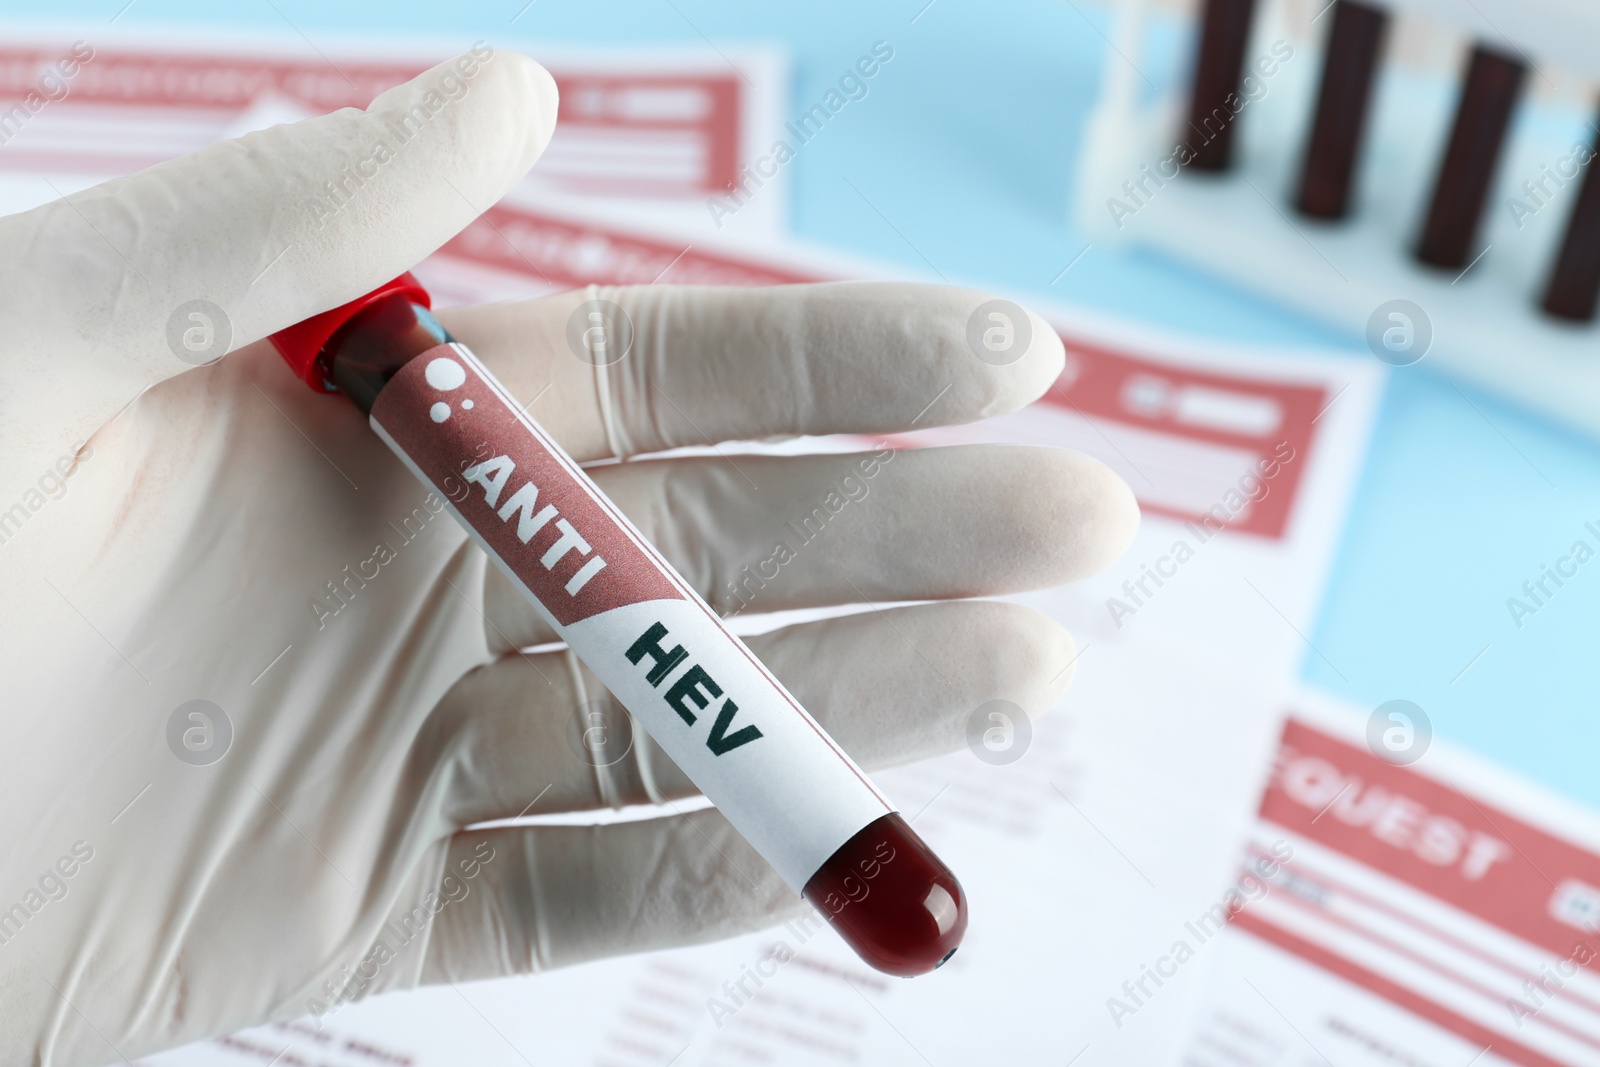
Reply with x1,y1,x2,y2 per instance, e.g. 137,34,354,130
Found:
438,281,1065,462
0,49,556,497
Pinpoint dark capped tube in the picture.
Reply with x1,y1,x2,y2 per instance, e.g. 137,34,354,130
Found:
269,276,968,976
1415,45,1526,269
1294,0,1389,220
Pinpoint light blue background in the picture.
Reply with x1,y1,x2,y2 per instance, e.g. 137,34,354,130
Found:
8,0,1596,806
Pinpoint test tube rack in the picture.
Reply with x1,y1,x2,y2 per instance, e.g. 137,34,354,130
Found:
1075,0,1600,437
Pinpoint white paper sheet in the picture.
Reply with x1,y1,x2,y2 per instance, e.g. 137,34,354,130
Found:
1177,686,1600,1067
0,26,789,236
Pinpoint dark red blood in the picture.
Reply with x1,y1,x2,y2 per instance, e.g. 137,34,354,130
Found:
803,813,967,977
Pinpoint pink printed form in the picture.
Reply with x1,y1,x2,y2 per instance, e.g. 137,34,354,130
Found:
370,343,683,627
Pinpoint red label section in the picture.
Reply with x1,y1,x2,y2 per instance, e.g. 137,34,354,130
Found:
1264,717,1600,964
1041,343,1324,540
371,344,683,626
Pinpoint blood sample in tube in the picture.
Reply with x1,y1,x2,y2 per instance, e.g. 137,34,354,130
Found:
1416,45,1525,269
1541,117,1600,322
1184,0,1259,172
269,276,968,977
1295,0,1388,220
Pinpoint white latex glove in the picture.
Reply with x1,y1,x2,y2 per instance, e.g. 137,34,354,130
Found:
0,50,1138,1066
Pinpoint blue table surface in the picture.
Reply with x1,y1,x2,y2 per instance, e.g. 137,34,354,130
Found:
8,0,1596,810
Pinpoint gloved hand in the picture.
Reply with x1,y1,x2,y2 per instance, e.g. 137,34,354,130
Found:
0,49,1138,1066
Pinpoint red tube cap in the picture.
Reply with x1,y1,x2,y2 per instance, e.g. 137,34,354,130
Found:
268,273,431,392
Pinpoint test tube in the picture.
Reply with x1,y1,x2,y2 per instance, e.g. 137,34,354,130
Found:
269,276,968,977
1184,0,1259,171
1541,114,1600,322
1416,45,1525,269
1295,0,1389,220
